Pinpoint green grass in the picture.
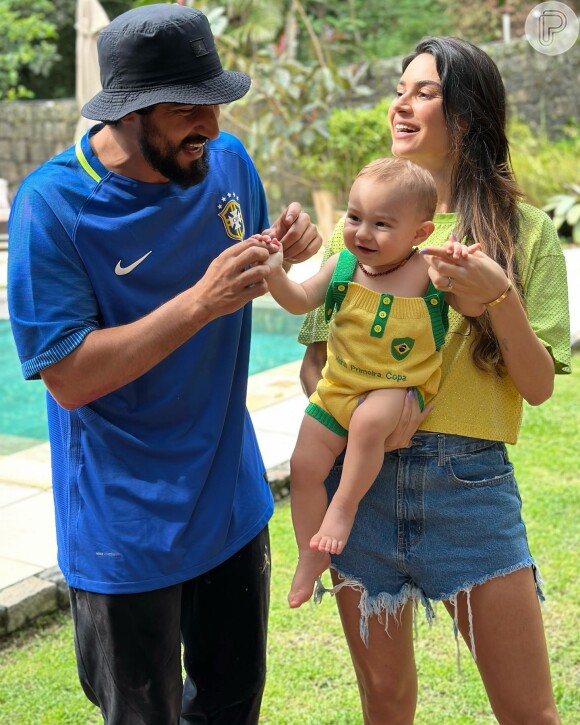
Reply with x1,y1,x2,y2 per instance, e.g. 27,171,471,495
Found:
1,355,579,724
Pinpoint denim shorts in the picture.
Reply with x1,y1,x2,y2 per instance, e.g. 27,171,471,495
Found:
316,433,541,648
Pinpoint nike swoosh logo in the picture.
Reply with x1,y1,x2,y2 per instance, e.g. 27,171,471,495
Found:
115,251,153,276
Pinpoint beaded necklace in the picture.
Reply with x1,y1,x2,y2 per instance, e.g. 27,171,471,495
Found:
357,246,418,277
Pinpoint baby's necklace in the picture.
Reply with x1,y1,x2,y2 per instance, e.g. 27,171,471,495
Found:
357,247,418,277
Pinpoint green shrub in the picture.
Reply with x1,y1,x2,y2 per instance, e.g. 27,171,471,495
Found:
543,184,580,244
296,99,392,207
509,119,580,208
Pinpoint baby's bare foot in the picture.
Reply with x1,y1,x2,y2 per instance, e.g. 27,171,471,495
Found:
309,502,356,555
310,532,343,555
288,550,330,608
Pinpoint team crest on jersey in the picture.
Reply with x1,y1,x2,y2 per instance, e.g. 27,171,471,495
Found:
217,192,245,240
391,337,415,360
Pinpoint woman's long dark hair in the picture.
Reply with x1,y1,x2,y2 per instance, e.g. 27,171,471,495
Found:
403,37,523,374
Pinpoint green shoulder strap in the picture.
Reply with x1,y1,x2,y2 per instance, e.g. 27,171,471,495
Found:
424,281,450,350
323,249,358,322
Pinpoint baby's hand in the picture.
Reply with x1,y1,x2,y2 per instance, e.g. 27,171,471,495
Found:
249,234,284,271
423,232,481,263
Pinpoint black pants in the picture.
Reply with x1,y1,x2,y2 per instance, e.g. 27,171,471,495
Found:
70,526,271,725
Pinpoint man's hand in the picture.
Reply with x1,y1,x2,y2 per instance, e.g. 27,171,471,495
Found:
264,202,322,263
194,237,275,321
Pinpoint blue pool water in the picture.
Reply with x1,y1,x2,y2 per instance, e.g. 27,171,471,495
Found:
0,322,49,444
0,308,304,449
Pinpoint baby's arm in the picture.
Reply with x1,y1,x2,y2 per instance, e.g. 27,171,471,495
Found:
259,235,338,315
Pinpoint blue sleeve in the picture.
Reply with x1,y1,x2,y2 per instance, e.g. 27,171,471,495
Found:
8,182,100,380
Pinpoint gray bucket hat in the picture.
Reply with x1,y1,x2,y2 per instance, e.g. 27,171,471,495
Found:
82,4,251,122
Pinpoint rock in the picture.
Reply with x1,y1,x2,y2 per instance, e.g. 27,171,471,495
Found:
0,577,57,636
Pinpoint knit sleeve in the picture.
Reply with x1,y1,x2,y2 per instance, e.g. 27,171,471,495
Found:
518,204,571,374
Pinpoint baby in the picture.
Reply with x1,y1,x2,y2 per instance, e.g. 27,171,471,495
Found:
261,157,483,607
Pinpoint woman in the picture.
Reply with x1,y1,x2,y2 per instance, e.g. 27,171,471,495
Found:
299,37,570,724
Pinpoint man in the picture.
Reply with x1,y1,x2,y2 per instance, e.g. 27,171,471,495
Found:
8,4,320,724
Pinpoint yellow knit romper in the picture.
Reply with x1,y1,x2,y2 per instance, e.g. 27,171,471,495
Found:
307,249,449,436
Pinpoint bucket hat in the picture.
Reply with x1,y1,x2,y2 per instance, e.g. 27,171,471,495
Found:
81,4,251,122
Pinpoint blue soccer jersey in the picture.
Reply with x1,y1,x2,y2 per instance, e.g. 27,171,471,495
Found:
8,128,274,593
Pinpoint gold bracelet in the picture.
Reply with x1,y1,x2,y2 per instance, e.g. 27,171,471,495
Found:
485,280,512,308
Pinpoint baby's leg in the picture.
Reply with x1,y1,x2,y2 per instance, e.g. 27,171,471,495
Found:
312,388,407,555
289,414,346,608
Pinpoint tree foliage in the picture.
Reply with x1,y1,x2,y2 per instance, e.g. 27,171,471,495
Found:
305,0,452,60
5,0,563,102
0,0,60,100
200,1,375,202
438,0,516,43
0,0,522,101
0,0,134,100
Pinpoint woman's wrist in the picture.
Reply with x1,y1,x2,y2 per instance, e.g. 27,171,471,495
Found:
484,280,512,308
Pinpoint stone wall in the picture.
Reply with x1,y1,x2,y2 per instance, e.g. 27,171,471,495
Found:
0,99,78,203
0,38,578,203
487,40,579,132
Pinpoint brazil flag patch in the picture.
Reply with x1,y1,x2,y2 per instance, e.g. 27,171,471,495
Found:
391,338,415,360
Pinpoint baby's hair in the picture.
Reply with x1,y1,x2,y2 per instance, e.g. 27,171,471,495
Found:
357,157,437,221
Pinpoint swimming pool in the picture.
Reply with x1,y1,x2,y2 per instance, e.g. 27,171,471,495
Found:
0,304,305,453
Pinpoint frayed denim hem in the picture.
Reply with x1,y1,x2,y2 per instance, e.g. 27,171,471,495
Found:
314,568,432,647
314,560,543,673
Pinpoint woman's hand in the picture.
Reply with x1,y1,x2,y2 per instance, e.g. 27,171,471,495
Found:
383,390,432,451
420,235,508,306
422,236,555,405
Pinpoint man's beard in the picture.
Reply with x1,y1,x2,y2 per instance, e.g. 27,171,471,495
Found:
138,118,210,189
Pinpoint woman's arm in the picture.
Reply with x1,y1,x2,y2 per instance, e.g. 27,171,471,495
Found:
485,281,554,405
300,341,328,397
445,292,485,318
